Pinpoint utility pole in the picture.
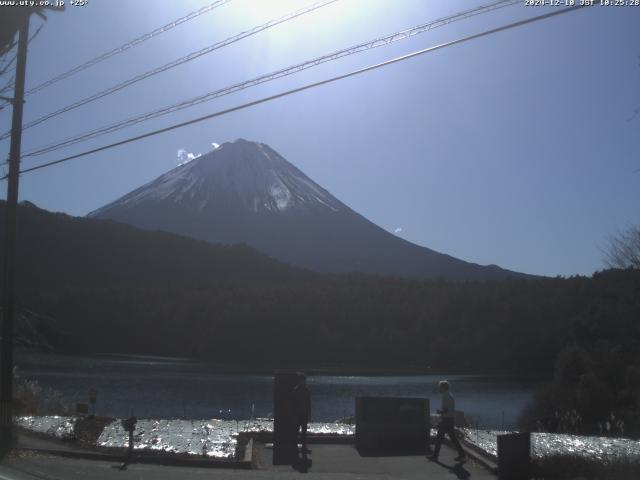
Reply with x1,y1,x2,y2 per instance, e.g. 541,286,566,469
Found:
0,11,30,454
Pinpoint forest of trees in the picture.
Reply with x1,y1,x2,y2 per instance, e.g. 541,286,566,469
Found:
2,201,640,437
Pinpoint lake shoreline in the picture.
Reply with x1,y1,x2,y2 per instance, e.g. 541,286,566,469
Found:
15,349,542,427
17,348,551,378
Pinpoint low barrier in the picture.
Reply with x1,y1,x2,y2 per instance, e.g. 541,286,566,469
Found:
355,397,430,454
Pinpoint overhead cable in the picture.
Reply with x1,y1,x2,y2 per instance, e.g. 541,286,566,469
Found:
22,0,520,158
24,0,232,97
2,3,592,181
0,0,338,140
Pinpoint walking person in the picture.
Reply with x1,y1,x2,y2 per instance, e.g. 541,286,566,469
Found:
292,373,311,453
429,380,466,462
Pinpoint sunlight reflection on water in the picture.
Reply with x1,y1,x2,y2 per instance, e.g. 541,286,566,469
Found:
17,415,639,463
15,416,76,440
462,428,640,464
98,418,353,458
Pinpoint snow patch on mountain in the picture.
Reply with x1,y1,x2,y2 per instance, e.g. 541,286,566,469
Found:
268,182,291,211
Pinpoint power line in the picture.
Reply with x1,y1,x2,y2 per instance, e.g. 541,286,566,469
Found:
0,0,338,141
0,1,230,110
24,0,232,98
0,23,44,109
21,0,520,159
0,3,592,182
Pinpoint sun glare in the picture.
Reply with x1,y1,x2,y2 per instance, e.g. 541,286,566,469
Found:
244,0,304,17
237,0,351,25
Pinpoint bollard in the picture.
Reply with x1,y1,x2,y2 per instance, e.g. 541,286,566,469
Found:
121,416,137,461
89,388,97,419
355,397,430,454
497,432,531,480
273,372,300,465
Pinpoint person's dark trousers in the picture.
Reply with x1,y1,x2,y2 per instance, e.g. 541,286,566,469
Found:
433,417,465,458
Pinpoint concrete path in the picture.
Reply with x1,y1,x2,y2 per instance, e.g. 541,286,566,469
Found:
16,431,84,453
0,442,496,480
256,443,496,479
7,429,497,479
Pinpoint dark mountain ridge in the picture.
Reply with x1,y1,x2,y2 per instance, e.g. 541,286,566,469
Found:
89,139,530,281
2,200,305,292
3,199,640,402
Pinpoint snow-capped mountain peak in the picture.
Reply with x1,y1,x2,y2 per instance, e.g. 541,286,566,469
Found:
89,138,527,281
90,139,342,216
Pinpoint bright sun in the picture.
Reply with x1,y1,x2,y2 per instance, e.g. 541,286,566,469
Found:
237,0,345,23
245,0,305,17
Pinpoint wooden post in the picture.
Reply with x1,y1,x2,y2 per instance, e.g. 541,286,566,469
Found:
0,11,29,454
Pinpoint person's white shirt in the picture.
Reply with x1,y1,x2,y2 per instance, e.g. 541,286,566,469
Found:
441,391,455,418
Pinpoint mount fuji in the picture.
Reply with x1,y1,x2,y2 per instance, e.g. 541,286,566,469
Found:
89,139,525,280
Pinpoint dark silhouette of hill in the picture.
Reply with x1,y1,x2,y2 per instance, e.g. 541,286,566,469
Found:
1,200,306,291
4,200,640,437
89,139,530,281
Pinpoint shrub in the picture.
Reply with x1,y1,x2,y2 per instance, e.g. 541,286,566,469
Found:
13,367,70,416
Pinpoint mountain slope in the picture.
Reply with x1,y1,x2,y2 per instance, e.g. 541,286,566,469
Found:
89,138,527,281
1,201,305,292
3,202,638,379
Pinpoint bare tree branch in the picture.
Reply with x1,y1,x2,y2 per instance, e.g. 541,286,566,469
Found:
0,74,15,95
0,76,15,97
0,47,17,77
604,225,640,269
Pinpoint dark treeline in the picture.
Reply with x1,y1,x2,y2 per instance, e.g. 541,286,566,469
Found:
7,201,306,290
3,201,640,436
20,271,639,373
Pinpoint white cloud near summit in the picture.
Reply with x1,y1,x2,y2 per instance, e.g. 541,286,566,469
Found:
177,148,201,166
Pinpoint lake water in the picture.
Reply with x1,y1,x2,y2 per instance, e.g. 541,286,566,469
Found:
16,415,640,461
16,351,540,429
461,429,640,464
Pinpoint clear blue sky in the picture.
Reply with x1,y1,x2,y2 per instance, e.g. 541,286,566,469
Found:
1,0,639,277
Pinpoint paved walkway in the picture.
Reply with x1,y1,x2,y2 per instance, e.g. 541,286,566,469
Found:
4,429,497,479
1,442,495,480
255,443,496,479
16,431,84,453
